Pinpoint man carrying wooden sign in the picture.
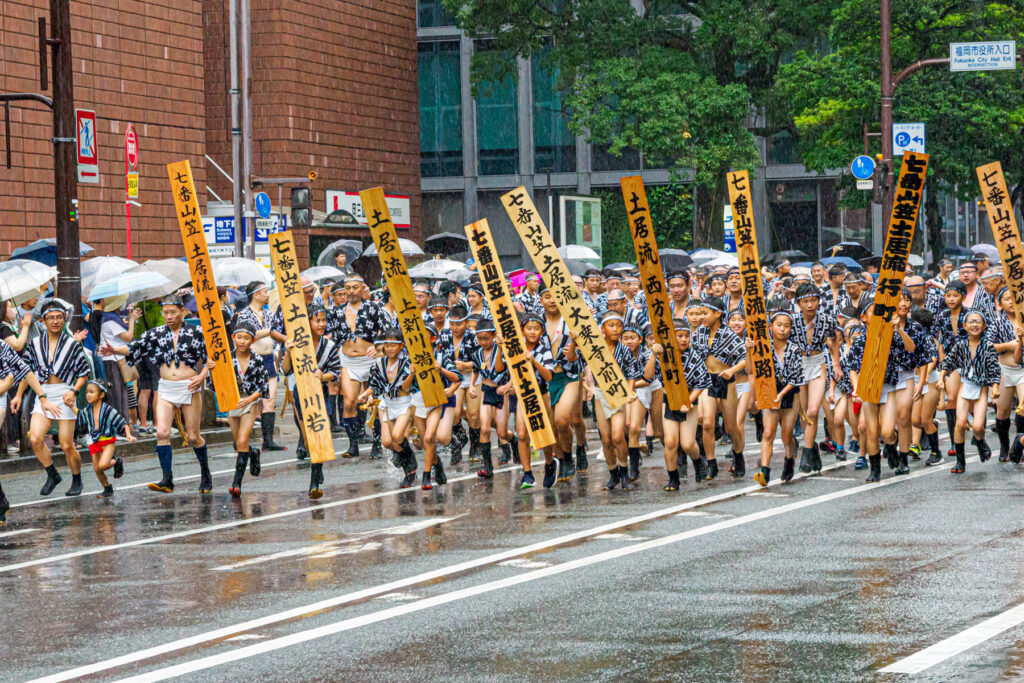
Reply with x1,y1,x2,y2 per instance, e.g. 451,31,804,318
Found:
976,162,1024,325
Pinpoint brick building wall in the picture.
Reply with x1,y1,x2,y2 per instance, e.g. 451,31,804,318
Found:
204,0,421,263
0,0,207,259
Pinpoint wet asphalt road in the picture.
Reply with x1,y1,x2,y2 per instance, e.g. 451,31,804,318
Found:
2,417,1024,682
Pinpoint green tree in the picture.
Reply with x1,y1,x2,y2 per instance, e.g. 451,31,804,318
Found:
446,0,838,247
774,0,1024,264
597,182,694,263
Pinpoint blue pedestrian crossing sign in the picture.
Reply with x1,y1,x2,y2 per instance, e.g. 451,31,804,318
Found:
851,155,875,180
254,192,272,219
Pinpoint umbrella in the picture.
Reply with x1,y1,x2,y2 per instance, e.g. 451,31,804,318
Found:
557,245,601,262
908,254,924,268
214,257,273,287
425,232,469,255
88,271,171,302
824,241,874,260
701,254,739,268
689,248,732,265
0,259,58,300
971,244,999,262
80,256,138,298
301,265,345,284
660,249,694,271
10,238,93,266
823,256,864,270
944,244,972,258
604,262,637,273
408,259,467,280
361,238,424,258
763,249,809,265
316,238,363,267
563,259,592,277
123,259,192,302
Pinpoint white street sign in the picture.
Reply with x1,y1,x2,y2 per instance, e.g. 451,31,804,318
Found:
893,123,925,156
856,179,873,191
950,41,1017,72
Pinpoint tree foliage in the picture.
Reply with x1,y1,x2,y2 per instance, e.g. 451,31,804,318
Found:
597,181,694,264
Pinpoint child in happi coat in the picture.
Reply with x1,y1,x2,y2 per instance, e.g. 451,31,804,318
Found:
360,327,417,488
415,323,461,490
508,312,556,489
661,319,711,490
74,379,135,498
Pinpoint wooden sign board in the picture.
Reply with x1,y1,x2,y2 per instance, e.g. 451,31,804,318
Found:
166,159,240,411
619,176,690,410
269,231,335,464
358,187,446,407
465,218,557,449
501,186,634,410
725,171,778,410
856,151,929,402
976,161,1024,324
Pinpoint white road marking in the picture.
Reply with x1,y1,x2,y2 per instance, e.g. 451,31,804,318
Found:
373,592,421,602
498,558,551,570
0,527,38,539
108,456,974,683
594,533,648,541
223,635,264,642
675,511,730,518
747,492,790,497
29,459,856,683
880,601,1024,674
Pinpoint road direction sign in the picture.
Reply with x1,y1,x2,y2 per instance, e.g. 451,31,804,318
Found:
254,191,272,219
852,155,875,180
723,204,736,253
950,41,1017,72
856,179,873,191
75,109,98,183
893,123,925,156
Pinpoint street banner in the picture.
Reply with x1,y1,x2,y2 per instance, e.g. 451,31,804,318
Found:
618,176,690,410
166,159,240,411
976,161,1024,324
501,186,634,410
465,218,556,449
725,170,778,409
857,151,929,402
269,230,335,465
359,187,446,407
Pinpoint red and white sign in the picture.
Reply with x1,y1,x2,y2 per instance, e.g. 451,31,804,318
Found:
124,125,138,170
325,190,410,229
75,108,99,184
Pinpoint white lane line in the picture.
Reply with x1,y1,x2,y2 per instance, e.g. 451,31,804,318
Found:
498,558,551,570
880,601,1024,674
0,463,530,575
29,460,856,683
211,516,463,571
0,527,38,539
109,456,974,683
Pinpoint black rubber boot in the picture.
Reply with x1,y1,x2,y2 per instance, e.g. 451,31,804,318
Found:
996,418,1011,462
229,452,248,497
707,459,719,481
753,411,764,443
799,446,812,474
664,468,680,491
627,447,641,482
952,442,966,474
558,452,575,482
895,451,910,476
0,484,8,525
576,443,589,472
342,419,360,459
945,409,958,454
676,452,688,477
1016,414,1024,438
883,443,899,471
64,473,83,497
261,413,286,451
421,470,433,490
645,435,654,456
1010,435,1024,464
692,456,707,483
249,446,261,476
602,467,621,490
370,420,383,460
731,450,746,478
477,443,494,479
113,457,124,479
811,443,823,473
543,461,557,488
400,441,417,488
620,465,635,490
432,457,447,486
926,432,941,466
866,454,881,483
198,464,213,494
468,428,481,463
40,465,62,496
781,457,795,483
753,465,770,487
973,437,992,462
449,423,465,466
497,440,512,466
149,470,174,493
309,462,324,498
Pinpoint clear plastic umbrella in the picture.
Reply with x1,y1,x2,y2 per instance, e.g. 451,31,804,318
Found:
361,238,424,257
557,245,601,262
123,259,192,303
316,239,363,267
301,265,345,283
81,256,138,298
0,259,58,300
408,259,466,280
212,257,272,287
88,271,171,302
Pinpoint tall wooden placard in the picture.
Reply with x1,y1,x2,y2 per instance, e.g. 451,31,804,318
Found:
725,170,777,409
269,231,335,464
619,176,690,410
359,187,446,406
166,160,240,410
976,161,1024,324
857,151,929,402
465,219,556,448
501,186,633,410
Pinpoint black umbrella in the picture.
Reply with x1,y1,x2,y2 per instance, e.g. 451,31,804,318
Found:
763,249,808,265
425,232,469,255
824,241,875,260
659,249,693,271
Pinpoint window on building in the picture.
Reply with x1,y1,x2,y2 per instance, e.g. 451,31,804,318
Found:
419,41,463,178
417,0,456,28
422,192,465,238
532,55,575,173
475,43,519,176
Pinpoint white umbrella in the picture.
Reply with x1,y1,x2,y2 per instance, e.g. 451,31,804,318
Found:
701,254,739,268
124,259,192,303
361,238,424,257
557,245,601,262
908,254,924,267
213,257,272,287
88,271,171,302
408,259,466,280
690,248,734,265
301,265,345,283
81,256,138,298
0,259,58,300
971,244,999,262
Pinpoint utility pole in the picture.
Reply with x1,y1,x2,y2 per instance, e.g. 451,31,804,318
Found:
241,0,255,260
879,0,894,221
51,0,80,331
229,0,243,257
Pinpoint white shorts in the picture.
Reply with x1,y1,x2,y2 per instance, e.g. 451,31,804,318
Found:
460,371,473,389
1001,363,1024,388
735,380,750,396
380,394,412,422
32,382,76,421
411,391,443,418
879,370,916,403
802,353,826,383
922,369,941,395
635,381,662,410
158,378,200,408
226,402,258,419
0,395,8,415
960,379,983,401
341,353,375,383
592,386,621,418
